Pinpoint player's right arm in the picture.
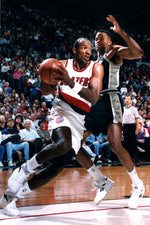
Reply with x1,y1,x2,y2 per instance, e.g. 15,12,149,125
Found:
40,80,56,95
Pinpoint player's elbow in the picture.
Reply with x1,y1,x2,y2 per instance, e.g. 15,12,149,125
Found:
91,94,99,105
135,49,144,59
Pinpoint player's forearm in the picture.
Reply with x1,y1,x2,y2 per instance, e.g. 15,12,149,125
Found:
118,29,144,58
40,80,56,95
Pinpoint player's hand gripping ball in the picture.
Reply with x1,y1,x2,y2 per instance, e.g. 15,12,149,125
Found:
39,58,63,85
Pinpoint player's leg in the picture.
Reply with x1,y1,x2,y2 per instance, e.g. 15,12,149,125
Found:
76,147,114,205
0,127,72,216
107,123,145,209
7,126,71,194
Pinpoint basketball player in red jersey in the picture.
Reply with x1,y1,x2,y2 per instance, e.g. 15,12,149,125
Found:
0,37,108,216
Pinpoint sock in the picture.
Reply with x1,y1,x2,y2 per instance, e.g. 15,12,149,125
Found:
26,154,41,171
128,167,141,186
17,182,32,197
87,164,104,182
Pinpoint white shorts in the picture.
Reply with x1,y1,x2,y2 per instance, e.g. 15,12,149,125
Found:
48,99,86,154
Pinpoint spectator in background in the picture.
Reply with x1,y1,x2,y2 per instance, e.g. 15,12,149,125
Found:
136,122,150,160
37,119,51,147
0,115,6,131
0,107,6,116
1,118,29,167
30,113,39,130
0,131,5,167
13,68,22,93
19,119,42,157
14,115,24,131
22,111,29,122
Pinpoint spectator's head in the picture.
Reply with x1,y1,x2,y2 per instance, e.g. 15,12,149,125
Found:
22,110,29,119
6,118,14,129
5,110,10,120
0,107,6,115
13,108,18,115
38,119,46,130
24,119,31,130
15,114,23,124
0,115,6,124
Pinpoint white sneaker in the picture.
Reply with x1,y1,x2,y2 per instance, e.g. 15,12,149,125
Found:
0,191,20,216
94,177,114,205
8,163,33,194
8,161,16,167
5,200,20,216
0,161,4,167
128,180,145,209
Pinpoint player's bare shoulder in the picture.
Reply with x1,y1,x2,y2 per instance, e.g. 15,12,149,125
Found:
93,61,104,79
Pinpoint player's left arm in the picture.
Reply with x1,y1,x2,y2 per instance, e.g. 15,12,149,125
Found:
107,14,144,60
58,62,104,105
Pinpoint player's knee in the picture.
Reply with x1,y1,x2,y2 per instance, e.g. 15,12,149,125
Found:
56,139,72,156
109,139,121,154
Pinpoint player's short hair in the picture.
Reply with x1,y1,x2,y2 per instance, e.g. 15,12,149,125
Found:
73,38,88,49
96,29,115,43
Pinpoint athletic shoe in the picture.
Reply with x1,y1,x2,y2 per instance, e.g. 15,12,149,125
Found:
8,161,16,167
0,191,19,216
128,180,145,209
0,161,4,167
94,177,114,205
5,200,20,216
8,163,34,194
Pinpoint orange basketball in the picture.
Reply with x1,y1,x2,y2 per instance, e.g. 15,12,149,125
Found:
39,58,63,85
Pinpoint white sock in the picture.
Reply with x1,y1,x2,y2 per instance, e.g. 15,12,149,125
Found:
128,167,142,186
17,182,32,196
87,164,104,182
26,154,41,171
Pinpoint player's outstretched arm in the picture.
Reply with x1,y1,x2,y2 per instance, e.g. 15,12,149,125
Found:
106,14,144,60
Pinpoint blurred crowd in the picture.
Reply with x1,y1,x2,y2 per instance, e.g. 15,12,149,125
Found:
0,2,150,167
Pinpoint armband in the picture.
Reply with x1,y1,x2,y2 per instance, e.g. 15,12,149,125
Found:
72,82,82,94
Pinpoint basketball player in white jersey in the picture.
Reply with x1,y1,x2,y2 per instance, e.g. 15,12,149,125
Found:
82,15,145,209
0,37,108,216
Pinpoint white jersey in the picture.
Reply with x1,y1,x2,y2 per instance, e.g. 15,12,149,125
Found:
48,59,96,153
58,59,96,114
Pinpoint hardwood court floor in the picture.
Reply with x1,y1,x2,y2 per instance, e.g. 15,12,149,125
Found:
0,165,150,225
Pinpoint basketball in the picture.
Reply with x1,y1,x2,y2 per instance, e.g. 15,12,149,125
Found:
39,58,63,85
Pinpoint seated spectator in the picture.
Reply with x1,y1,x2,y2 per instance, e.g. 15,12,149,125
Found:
12,108,18,119
14,114,25,131
29,113,39,130
0,107,6,116
4,111,11,121
1,118,29,167
86,133,112,163
0,131,5,167
22,110,29,122
82,143,99,164
19,119,42,157
0,115,6,131
139,119,149,137
36,119,51,147
136,122,150,152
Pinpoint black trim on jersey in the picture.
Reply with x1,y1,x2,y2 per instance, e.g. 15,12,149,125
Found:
59,94,88,115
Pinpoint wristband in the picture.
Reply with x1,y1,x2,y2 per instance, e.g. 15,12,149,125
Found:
72,82,82,94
